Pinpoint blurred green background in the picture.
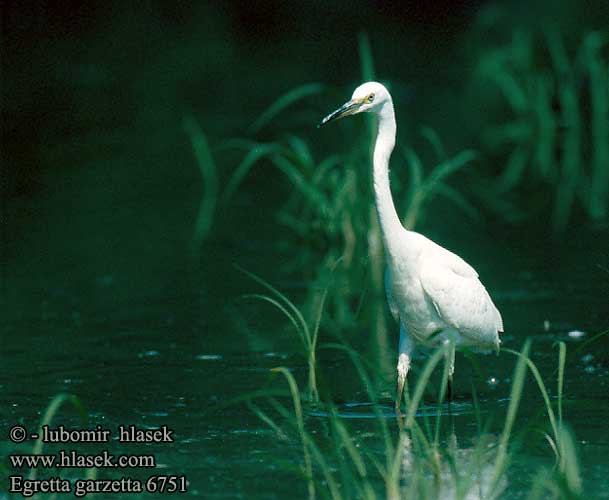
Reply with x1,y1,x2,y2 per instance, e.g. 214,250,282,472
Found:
2,1,608,498
3,0,608,328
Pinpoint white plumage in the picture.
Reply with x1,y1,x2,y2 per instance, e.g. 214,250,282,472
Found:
321,81,503,408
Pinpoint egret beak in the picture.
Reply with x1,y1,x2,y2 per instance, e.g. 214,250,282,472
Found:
318,99,362,127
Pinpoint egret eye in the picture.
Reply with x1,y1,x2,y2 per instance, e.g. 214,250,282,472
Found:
367,93,375,103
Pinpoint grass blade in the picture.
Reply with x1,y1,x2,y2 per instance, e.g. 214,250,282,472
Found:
271,367,315,500
504,347,559,449
182,114,218,254
404,346,446,429
557,424,582,495
558,341,566,427
421,127,447,162
223,143,283,202
423,150,477,192
30,394,90,481
242,293,307,349
358,32,375,82
490,340,530,494
237,266,311,343
246,400,288,440
248,83,324,134
434,184,481,220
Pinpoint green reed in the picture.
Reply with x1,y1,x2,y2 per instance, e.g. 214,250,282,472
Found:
243,335,582,500
234,268,587,499
247,83,325,135
239,266,329,403
401,131,479,230
182,114,219,256
476,27,609,232
28,394,91,482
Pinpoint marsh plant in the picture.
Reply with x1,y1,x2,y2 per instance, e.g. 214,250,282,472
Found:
238,268,585,498
239,267,328,403
243,338,583,500
474,28,609,233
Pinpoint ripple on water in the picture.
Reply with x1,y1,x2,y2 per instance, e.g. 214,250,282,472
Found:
194,354,222,361
263,352,289,359
138,350,160,358
308,400,487,419
568,330,586,340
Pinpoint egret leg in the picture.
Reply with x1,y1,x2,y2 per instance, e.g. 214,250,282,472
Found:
444,339,456,402
396,323,413,411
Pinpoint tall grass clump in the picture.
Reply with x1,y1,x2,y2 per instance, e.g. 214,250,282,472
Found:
242,333,583,499
474,27,609,233
239,267,329,403
224,35,480,349
235,273,585,498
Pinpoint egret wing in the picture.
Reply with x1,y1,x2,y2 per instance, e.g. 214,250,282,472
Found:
420,258,503,345
426,239,479,279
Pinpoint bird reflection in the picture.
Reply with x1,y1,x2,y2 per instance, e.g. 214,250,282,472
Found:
397,426,506,499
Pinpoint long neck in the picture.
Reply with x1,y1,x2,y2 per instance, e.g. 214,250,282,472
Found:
372,101,403,257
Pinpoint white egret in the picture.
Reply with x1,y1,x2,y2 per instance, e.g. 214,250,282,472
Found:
320,82,503,409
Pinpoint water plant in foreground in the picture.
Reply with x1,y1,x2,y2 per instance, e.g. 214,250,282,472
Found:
242,337,582,500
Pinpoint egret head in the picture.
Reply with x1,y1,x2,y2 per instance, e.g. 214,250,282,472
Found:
319,81,391,127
